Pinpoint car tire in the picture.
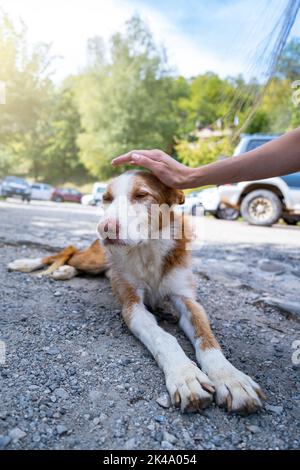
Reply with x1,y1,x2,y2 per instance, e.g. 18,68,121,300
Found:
282,214,300,225
53,196,63,203
216,206,239,221
241,189,282,226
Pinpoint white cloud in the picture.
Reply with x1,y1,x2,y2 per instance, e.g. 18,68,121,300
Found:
127,2,242,77
1,0,288,80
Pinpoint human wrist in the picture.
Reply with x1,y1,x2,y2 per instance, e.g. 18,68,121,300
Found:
181,166,205,189
173,166,193,189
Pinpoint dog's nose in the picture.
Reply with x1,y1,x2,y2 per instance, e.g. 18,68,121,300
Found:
99,218,120,238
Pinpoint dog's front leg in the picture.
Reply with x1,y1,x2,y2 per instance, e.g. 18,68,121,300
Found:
122,299,214,412
172,295,265,414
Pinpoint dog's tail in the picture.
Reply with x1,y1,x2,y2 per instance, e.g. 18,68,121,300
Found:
8,240,108,277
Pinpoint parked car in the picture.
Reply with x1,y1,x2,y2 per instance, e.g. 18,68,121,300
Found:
81,194,95,206
51,187,82,203
81,183,107,206
30,183,53,201
197,187,240,220
93,183,107,204
219,134,300,226
178,191,203,215
179,188,239,220
1,176,31,202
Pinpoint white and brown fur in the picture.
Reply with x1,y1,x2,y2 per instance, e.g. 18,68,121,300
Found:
8,171,265,414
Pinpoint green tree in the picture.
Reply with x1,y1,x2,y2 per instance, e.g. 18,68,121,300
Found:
245,110,270,134
242,37,300,136
177,73,238,132
176,136,233,168
277,37,300,81
0,13,54,178
291,105,300,128
259,78,292,133
74,15,186,180
43,83,85,184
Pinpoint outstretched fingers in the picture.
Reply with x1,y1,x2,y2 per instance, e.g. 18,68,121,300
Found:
112,149,162,167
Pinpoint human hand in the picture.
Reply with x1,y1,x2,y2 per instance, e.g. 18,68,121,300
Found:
111,149,193,189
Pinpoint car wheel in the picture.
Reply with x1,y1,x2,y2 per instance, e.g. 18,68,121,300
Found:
282,214,300,225
53,196,63,203
216,206,239,220
241,189,282,226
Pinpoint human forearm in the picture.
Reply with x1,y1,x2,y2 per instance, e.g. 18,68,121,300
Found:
112,128,300,189
187,128,300,188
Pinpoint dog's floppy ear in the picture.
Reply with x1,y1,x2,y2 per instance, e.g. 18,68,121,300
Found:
168,189,185,205
176,190,185,205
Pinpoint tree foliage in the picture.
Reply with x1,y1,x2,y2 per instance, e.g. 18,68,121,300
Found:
42,83,86,183
1,13,300,183
176,137,233,168
74,16,187,179
277,37,300,81
0,15,54,177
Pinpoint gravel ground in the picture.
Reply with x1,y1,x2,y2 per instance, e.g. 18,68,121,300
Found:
0,200,299,450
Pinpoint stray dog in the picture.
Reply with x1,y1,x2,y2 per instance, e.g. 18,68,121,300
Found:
8,170,265,414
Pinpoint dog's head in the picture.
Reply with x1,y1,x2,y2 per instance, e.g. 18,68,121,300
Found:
97,170,185,248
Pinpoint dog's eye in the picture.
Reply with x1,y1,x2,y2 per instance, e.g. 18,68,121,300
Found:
102,193,113,203
134,192,149,200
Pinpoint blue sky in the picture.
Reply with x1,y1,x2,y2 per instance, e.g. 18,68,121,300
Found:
1,0,300,80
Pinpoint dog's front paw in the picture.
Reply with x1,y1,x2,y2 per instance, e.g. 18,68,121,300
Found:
209,361,265,415
166,362,214,413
